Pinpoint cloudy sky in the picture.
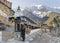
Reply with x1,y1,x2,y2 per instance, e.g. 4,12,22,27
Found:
7,0,60,9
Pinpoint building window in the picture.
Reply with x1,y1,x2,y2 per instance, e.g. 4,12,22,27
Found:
4,6,7,9
4,6,7,12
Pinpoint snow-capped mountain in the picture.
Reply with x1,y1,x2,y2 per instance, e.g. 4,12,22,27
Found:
22,8,49,23
24,5,60,18
13,5,60,18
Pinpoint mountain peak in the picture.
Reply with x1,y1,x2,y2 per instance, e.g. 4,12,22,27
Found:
32,4,44,9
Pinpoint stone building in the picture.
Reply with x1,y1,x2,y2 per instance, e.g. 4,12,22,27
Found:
0,0,14,25
0,0,14,42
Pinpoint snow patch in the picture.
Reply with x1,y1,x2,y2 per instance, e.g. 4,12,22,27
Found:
54,7,60,9
34,5,43,9
0,31,2,41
